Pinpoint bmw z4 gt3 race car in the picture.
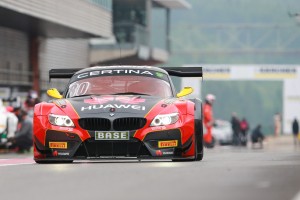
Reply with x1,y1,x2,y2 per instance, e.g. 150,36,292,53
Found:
33,66,203,163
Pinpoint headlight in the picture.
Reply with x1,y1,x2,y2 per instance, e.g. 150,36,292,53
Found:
150,113,179,126
48,114,75,127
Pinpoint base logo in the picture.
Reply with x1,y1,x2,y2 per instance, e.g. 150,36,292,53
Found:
49,142,68,149
158,140,178,148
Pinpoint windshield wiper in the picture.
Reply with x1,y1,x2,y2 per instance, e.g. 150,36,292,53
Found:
112,92,149,96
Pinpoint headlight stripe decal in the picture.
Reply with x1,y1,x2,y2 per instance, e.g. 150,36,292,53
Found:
65,100,90,141
133,99,165,141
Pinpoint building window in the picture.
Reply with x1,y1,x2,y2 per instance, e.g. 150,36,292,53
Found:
87,0,112,11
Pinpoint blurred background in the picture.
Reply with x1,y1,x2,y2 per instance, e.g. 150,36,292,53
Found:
0,0,300,136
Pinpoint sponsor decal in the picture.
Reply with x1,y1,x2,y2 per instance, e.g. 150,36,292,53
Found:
156,72,164,78
57,152,70,156
259,67,296,74
84,96,114,104
151,126,167,131
158,140,178,148
81,104,146,112
95,131,129,140
203,68,230,73
49,142,68,149
255,67,297,79
156,150,163,156
77,69,154,79
58,127,74,132
84,96,145,105
203,67,231,79
162,151,173,155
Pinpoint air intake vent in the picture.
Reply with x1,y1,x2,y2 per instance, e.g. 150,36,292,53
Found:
113,118,146,131
78,118,111,131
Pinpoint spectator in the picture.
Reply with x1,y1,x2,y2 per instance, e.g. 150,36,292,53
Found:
240,118,249,146
0,100,18,145
274,113,281,137
251,124,265,149
7,109,33,153
231,112,241,146
292,118,299,146
24,90,40,118
203,94,216,148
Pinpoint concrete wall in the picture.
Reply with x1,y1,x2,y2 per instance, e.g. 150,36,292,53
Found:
0,0,112,37
39,38,89,91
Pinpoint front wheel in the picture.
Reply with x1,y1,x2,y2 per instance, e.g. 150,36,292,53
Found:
194,120,204,161
172,120,203,162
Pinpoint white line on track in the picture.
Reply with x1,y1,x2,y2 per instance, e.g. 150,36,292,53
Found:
0,158,35,167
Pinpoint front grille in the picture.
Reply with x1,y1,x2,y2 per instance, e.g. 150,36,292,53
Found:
78,117,146,131
74,139,151,158
113,118,146,131
78,118,111,131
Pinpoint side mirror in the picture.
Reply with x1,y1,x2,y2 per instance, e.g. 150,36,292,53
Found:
47,88,63,99
176,87,193,98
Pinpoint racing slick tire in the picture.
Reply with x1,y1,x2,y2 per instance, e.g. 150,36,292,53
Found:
194,119,204,161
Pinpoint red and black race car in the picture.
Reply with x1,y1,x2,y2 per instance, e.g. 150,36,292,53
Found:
33,66,203,163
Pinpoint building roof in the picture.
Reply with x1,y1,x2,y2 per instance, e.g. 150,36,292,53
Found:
153,0,191,9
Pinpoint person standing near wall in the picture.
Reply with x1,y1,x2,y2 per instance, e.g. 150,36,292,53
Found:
231,112,241,146
203,94,216,148
240,118,249,146
7,108,33,152
292,118,299,146
251,124,265,149
274,113,281,137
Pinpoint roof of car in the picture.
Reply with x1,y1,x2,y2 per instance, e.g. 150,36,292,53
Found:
74,65,168,75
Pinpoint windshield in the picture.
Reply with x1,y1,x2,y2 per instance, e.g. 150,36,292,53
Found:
66,75,173,98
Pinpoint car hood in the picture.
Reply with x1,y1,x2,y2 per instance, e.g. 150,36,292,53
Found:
62,95,177,118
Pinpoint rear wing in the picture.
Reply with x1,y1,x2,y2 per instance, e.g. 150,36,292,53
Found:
162,67,202,77
49,68,82,79
49,67,202,80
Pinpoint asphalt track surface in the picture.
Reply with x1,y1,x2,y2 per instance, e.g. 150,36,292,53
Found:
0,136,300,200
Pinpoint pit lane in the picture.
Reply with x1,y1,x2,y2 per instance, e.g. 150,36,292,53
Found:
0,136,300,200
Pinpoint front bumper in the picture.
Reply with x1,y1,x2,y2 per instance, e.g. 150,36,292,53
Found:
34,128,194,160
